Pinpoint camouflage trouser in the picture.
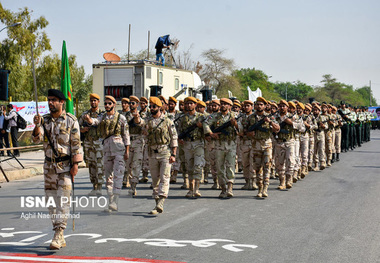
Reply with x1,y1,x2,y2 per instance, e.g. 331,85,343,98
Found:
274,139,295,181
236,137,242,169
308,134,315,167
44,165,72,230
215,140,236,185
84,139,104,185
142,142,150,173
325,130,333,161
104,155,125,195
149,147,171,198
334,129,341,154
240,139,254,181
300,133,309,166
184,140,205,181
294,136,301,172
178,144,187,179
126,137,144,184
271,138,277,176
314,132,326,166
252,139,272,186
206,140,217,181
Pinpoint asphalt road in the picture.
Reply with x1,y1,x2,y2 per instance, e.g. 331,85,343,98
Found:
1,130,380,263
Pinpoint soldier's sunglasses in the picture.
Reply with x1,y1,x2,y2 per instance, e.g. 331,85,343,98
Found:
104,102,113,106
129,102,137,105
149,105,158,109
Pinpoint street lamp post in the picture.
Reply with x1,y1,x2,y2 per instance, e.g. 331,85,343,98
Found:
0,22,21,33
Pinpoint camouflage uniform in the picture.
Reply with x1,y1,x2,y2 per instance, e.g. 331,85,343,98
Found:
203,111,237,198
324,113,334,166
79,109,104,195
293,114,306,181
313,114,329,170
32,111,82,230
238,112,256,190
92,111,130,210
333,113,342,158
273,113,298,189
300,114,316,176
145,114,178,200
247,112,275,197
178,111,205,198
205,112,219,189
168,110,182,183
140,108,151,182
124,111,145,196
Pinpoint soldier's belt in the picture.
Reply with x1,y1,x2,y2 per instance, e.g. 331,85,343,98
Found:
45,155,71,163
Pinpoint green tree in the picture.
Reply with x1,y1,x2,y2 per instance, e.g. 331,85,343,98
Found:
0,4,51,101
273,81,313,102
199,49,235,95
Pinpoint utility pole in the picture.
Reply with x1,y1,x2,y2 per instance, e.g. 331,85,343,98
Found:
369,80,372,106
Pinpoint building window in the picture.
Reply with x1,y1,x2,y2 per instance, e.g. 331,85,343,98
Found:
159,72,163,85
175,78,179,90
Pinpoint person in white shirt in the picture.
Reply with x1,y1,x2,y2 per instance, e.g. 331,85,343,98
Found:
4,104,19,156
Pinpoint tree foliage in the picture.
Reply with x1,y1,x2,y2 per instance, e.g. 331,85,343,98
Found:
273,81,313,102
199,49,235,95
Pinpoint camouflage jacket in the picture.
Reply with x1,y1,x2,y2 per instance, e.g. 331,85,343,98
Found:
32,111,83,173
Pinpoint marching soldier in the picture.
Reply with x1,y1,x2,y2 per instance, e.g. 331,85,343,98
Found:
204,98,238,198
305,104,317,172
168,96,181,184
119,97,131,189
238,100,256,190
79,93,104,196
273,100,298,190
145,97,178,214
84,95,130,212
32,89,83,250
178,96,205,198
139,96,151,183
313,103,328,171
246,97,279,198
321,103,334,166
124,96,145,196
331,106,342,162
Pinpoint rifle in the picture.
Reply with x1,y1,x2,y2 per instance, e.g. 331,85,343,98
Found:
247,114,273,133
178,116,206,140
173,114,185,123
277,113,296,134
337,109,350,122
211,113,243,135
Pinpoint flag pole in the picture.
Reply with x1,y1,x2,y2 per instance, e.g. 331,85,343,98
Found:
31,43,39,116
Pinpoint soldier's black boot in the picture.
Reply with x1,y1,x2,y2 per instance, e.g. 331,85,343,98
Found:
331,153,335,163
336,153,340,161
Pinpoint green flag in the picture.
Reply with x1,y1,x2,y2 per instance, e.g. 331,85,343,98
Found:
61,40,74,114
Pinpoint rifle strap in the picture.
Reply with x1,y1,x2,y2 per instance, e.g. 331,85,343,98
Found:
42,120,59,158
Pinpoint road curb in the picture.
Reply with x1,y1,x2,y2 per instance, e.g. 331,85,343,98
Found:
0,166,44,183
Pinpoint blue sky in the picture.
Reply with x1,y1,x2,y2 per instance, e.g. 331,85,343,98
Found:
2,0,380,103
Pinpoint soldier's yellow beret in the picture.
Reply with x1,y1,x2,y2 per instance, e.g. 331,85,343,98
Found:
271,102,279,109
197,101,206,107
256,97,267,104
304,104,312,111
121,97,129,103
129,96,139,103
313,104,321,111
234,100,241,104
179,100,184,104
297,102,305,110
140,97,148,104
328,104,333,108
212,99,220,105
105,95,117,104
288,101,296,109
169,96,177,103
233,102,241,108
90,93,100,100
149,96,162,107
332,106,337,111
184,96,198,103
159,95,168,104
220,98,233,106
243,100,254,105
279,99,289,107
306,103,312,108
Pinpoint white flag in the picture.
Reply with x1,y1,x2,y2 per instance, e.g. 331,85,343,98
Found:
228,90,233,98
247,87,262,101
